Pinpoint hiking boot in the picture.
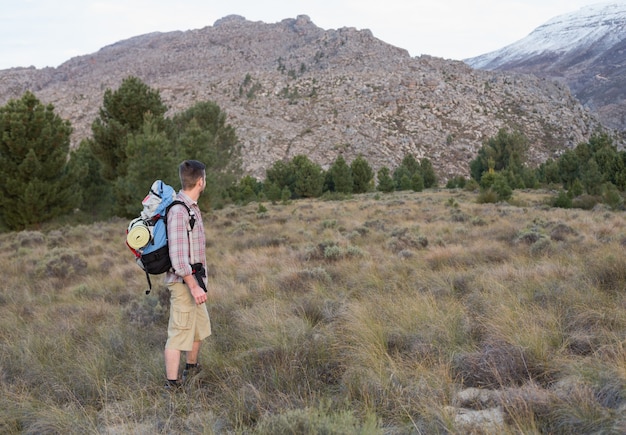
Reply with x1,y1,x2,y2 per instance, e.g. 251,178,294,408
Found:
182,364,201,384
163,380,182,393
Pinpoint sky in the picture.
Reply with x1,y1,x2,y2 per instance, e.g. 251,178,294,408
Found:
0,0,613,70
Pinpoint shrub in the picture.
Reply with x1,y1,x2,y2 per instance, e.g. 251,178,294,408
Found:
124,294,168,326
324,245,344,260
476,188,498,204
446,175,467,189
552,190,572,208
493,175,513,200
452,340,537,388
15,230,46,248
549,223,578,242
464,179,480,191
36,248,87,278
387,228,428,253
277,266,332,293
585,253,626,294
572,194,601,210
602,183,624,210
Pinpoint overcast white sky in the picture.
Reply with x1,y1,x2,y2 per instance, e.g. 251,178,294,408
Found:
0,0,612,70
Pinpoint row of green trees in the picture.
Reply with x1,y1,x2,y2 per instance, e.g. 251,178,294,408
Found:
1,73,623,230
229,153,438,204
463,128,625,208
237,128,625,210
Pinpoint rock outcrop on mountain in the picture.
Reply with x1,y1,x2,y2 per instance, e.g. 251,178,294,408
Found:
0,15,606,179
466,2,626,132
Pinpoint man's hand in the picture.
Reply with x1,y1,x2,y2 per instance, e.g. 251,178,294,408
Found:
184,275,208,305
190,283,208,304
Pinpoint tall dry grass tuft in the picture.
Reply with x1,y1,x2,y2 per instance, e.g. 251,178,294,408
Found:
2,190,626,433
583,244,626,294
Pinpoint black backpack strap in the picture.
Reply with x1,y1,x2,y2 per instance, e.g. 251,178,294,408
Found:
145,269,152,294
166,200,195,230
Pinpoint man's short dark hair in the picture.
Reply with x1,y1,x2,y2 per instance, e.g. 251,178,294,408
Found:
179,160,206,190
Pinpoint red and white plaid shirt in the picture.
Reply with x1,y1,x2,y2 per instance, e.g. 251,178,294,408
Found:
164,191,206,284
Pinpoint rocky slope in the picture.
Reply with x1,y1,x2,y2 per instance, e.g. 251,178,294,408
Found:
0,15,606,179
466,2,626,132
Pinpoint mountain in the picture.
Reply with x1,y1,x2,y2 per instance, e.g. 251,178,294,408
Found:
0,15,607,180
465,2,626,132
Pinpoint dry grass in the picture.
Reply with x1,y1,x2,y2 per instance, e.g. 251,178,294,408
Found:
1,189,626,433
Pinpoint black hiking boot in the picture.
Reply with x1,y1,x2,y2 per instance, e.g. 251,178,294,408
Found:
182,363,201,384
163,379,182,394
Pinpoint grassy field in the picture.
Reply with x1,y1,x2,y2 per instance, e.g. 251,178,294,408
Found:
1,188,625,434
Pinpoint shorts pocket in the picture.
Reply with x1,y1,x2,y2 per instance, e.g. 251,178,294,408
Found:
173,309,192,330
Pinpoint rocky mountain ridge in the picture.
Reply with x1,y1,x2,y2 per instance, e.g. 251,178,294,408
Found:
465,2,626,132
0,15,606,180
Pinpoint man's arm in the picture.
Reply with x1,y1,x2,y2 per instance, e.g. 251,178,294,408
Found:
183,274,207,304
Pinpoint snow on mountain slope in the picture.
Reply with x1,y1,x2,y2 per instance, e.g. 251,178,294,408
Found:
464,2,626,131
466,2,626,69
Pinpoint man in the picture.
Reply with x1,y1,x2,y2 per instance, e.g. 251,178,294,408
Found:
163,160,211,389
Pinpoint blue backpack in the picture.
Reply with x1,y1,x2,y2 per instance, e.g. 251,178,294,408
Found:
126,180,195,293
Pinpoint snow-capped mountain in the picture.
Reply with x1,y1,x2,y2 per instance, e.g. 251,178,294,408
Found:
465,2,626,131
467,2,626,69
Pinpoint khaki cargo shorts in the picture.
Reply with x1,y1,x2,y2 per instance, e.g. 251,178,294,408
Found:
165,282,211,351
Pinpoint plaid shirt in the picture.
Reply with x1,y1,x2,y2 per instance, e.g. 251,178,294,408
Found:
164,191,206,284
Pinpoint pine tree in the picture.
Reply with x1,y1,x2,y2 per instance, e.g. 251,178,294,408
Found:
168,101,241,210
377,167,395,193
89,76,167,181
420,158,438,188
119,116,177,217
557,150,580,189
328,155,353,193
281,186,292,203
292,155,324,198
470,128,528,182
68,140,112,217
492,174,513,201
0,92,80,229
232,175,261,204
411,173,424,192
615,153,626,191
265,182,282,203
537,159,560,185
581,158,603,195
351,155,374,193
399,174,412,191
266,160,296,194
393,154,419,189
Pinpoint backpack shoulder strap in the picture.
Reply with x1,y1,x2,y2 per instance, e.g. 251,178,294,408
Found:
165,199,199,267
165,200,196,230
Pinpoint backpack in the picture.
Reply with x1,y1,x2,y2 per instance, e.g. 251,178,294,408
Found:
126,180,195,294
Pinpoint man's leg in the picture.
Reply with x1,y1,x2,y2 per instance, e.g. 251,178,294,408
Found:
186,340,202,365
164,348,182,381
181,340,202,383
164,282,194,383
